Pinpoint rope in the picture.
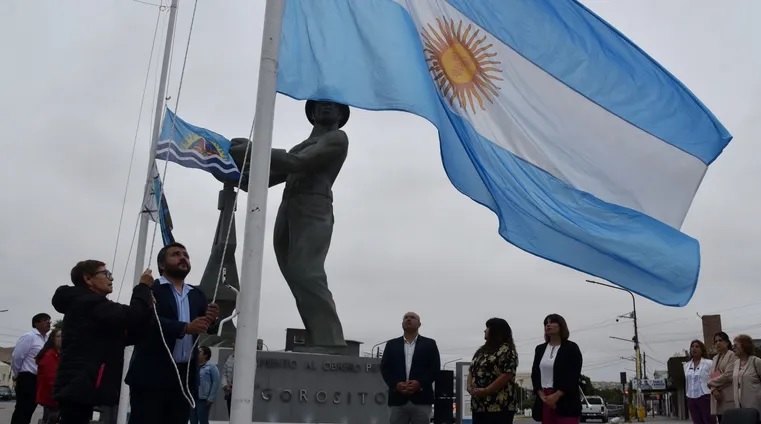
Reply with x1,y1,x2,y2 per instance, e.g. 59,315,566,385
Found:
144,0,201,410
111,2,164,293
125,0,256,411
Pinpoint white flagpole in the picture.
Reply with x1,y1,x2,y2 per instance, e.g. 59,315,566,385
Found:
116,1,180,423
229,0,285,423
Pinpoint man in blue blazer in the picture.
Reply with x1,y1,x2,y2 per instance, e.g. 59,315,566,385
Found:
380,312,441,424
125,242,219,424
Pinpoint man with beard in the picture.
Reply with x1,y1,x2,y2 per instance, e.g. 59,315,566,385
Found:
125,242,220,424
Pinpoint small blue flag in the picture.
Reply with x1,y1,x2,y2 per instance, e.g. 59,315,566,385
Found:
142,161,174,246
157,108,240,182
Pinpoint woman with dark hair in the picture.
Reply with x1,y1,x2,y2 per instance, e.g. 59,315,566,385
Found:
467,318,519,424
708,332,736,423
531,314,582,424
52,260,155,424
36,328,62,424
731,334,761,417
684,339,713,424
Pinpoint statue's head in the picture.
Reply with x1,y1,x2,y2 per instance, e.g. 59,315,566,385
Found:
305,100,350,129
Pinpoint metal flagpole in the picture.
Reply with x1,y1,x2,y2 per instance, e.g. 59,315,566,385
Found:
229,0,284,422
116,1,180,423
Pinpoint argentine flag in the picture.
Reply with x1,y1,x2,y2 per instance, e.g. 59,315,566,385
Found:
276,0,732,306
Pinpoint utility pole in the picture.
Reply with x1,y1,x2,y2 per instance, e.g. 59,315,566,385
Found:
642,351,647,379
587,279,644,422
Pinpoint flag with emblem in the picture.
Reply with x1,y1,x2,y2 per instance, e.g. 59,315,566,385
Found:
142,160,175,246
276,0,732,306
157,108,241,182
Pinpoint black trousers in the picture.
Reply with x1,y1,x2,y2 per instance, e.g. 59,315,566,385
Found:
10,371,37,424
58,402,94,424
472,410,516,424
128,363,194,424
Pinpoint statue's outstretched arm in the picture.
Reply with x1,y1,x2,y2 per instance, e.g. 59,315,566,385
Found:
269,173,287,187
270,131,348,174
227,138,288,188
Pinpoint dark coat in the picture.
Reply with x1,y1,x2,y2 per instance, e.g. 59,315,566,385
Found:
531,340,583,420
125,279,211,391
380,335,441,406
51,283,153,406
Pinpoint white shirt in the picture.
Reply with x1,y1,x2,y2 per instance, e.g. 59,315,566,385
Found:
403,335,418,380
540,344,559,388
685,358,713,398
11,329,48,376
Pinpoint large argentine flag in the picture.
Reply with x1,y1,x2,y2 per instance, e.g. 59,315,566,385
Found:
277,0,732,306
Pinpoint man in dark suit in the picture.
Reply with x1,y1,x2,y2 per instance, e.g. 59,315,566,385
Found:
125,242,219,424
380,312,441,424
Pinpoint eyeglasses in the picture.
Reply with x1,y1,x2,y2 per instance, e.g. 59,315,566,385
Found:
94,270,113,279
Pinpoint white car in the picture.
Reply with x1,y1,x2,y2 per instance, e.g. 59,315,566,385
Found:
581,395,608,422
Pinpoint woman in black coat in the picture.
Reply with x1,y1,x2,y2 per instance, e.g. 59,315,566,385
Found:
52,260,155,424
531,314,583,424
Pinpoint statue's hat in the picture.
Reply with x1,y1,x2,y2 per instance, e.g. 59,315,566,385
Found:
305,99,350,128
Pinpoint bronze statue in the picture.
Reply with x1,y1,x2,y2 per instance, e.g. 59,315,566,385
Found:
229,100,350,351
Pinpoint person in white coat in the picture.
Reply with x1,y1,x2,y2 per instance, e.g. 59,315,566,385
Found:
684,340,713,424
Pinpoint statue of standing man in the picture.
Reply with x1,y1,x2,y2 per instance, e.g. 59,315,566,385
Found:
231,100,350,351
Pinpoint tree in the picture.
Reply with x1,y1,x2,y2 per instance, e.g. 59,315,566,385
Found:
580,374,596,395
53,319,63,330
597,387,625,405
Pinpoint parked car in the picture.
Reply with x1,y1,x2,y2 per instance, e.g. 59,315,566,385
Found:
0,385,14,401
581,395,608,422
607,403,625,417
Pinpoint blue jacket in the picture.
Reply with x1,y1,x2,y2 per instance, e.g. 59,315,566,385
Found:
197,362,220,402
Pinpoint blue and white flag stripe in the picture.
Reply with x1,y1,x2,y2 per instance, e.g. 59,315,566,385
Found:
157,108,241,182
142,161,175,246
277,0,732,306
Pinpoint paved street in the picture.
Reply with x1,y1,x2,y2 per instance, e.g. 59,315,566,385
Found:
0,400,692,424
0,400,43,423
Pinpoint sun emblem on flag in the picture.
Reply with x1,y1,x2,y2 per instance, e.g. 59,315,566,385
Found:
422,18,503,114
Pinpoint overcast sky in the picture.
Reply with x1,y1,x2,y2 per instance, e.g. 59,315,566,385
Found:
1,0,758,382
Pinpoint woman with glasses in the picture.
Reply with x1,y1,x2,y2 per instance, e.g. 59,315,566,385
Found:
51,260,155,424
707,332,736,423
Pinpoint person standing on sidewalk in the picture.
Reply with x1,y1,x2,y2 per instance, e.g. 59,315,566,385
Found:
10,312,51,424
380,312,441,424
191,346,220,424
684,340,713,424
531,313,583,424
221,344,234,416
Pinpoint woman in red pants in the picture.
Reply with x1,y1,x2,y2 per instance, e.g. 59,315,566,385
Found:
531,314,583,424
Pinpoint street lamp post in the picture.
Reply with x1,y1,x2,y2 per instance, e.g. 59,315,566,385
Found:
586,279,644,422
370,340,387,358
442,358,463,370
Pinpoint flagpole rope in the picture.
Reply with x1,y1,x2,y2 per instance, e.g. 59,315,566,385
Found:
141,0,205,411
110,2,164,295
125,0,256,411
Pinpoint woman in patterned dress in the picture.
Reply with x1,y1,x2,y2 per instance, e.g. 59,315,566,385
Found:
467,317,519,424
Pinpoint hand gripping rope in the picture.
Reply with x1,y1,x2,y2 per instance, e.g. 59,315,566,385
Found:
112,0,256,409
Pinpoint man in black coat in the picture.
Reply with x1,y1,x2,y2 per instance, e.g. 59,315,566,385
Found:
380,312,441,424
125,242,219,424
52,260,155,424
